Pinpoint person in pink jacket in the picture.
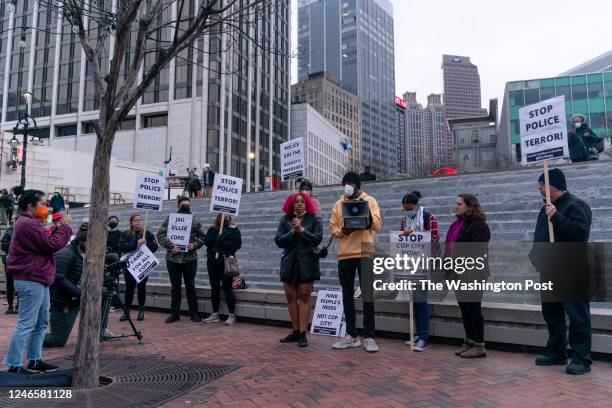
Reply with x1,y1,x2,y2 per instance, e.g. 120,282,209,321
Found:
3,190,72,374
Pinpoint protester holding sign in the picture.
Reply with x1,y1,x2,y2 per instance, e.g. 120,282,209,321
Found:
528,168,594,375
203,214,242,326
4,190,72,375
568,114,603,163
399,191,440,352
275,192,323,347
329,172,382,352
118,213,159,322
157,196,206,323
446,194,490,359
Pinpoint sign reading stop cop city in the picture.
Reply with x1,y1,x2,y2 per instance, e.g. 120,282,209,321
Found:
519,96,569,165
134,173,164,211
280,138,305,181
210,173,243,215
389,231,432,281
167,213,193,252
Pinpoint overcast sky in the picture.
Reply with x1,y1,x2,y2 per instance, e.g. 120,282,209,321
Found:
290,0,612,107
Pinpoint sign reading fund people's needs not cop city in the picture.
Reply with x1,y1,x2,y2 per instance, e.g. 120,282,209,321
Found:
519,96,569,165
210,173,243,215
280,138,305,181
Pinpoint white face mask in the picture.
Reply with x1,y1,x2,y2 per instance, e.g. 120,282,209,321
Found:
574,122,582,128
344,184,355,197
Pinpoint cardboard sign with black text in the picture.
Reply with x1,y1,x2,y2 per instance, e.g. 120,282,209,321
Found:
310,290,346,337
167,213,193,252
123,245,159,283
519,96,569,165
210,173,243,215
133,173,164,211
280,138,305,181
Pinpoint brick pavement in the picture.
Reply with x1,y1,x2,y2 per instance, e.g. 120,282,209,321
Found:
2,307,612,408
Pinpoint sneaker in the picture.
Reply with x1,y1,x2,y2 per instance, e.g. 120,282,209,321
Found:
203,313,220,323
413,339,428,352
8,366,36,375
298,331,308,348
535,353,567,366
405,336,420,346
100,329,122,340
460,345,487,358
280,329,300,343
109,306,118,313
165,314,180,323
333,335,361,349
566,361,591,375
362,338,379,352
27,360,59,372
225,314,236,326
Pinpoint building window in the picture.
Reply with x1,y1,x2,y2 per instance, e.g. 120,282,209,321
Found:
142,113,168,128
483,151,493,161
81,121,98,134
119,117,136,131
56,124,77,137
463,153,471,162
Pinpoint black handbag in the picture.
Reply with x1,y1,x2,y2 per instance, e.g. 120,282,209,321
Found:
312,236,334,259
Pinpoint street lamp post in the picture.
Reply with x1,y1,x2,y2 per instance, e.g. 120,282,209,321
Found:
9,91,42,189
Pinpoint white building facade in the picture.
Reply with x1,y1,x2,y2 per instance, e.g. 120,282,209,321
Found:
0,0,290,192
290,103,347,186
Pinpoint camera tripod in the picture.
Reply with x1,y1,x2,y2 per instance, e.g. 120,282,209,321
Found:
101,285,143,344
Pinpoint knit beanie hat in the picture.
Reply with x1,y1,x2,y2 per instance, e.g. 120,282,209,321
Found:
538,168,566,191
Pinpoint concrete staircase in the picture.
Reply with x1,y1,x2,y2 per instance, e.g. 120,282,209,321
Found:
70,159,612,305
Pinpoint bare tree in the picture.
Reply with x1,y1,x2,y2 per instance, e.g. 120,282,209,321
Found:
33,0,271,389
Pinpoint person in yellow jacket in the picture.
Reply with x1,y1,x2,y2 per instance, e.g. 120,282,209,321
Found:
329,171,382,352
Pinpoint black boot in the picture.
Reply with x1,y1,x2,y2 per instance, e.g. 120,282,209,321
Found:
119,311,129,322
165,313,180,323
298,331,308,348
280,329,300,343
137,307,144,321
5,306,13,314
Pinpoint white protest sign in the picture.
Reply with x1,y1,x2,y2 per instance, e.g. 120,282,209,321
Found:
280,138,305,181
519,96,569,165
123,245,159,283
133,173,164,211
389,231,432,282
310,290,346,337
210,173,243,215
167,213,193,252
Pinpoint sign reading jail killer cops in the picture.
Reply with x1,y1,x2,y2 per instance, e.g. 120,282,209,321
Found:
519,96,569,165
167,213,193,252
123,245,159,283
210,173,243,215
310,290,346,337
389,231,432,281
280,138,305,181
133,173,164,211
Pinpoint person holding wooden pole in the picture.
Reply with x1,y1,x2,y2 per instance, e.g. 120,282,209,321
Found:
529,168,594,375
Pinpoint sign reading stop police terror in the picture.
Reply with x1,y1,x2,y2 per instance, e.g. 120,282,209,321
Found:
390,231,432,281
167,213,193,252
123,245,159,283
311,290,346,337
519,96,569,165
280,138,305,181
210,173,243,215
134,173,164,211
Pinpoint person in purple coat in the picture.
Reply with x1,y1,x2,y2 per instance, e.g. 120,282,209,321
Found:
3,190,72,374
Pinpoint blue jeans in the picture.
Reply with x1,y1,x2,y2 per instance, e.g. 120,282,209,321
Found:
414,288,429,341
4,280,50,367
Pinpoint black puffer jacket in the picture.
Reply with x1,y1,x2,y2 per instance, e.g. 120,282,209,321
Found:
118,230,159,255
204,225,242,259
49,241,83,308
275,214,323,282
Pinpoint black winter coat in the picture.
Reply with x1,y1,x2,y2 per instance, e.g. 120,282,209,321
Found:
118,230,159,255
275,214,323,282
450,216,491,280
204,225,242,259
529,192,593,301
1,226,13,263
106,228,122,255
50,241,83,308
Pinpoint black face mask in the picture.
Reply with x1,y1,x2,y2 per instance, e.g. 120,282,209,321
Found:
178,205,191,214
108,222,118,229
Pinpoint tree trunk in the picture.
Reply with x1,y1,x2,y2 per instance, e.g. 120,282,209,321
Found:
71,128,115,389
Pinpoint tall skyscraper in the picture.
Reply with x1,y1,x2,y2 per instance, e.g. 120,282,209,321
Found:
291,72,361,172
298,0,396,179
0,1,290,192
395,96,406,175
442,55,486,119
404,92,452,177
